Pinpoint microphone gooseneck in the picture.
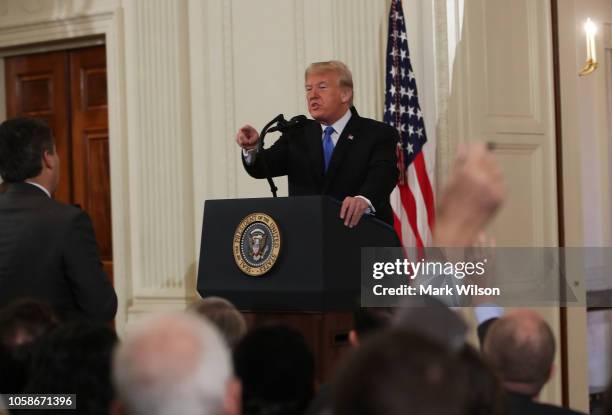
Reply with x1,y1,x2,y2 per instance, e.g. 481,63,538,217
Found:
267,115,308,133
255,114,307,198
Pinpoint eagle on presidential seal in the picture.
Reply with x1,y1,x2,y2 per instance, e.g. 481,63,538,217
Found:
233,213,281,277
248,228,269,262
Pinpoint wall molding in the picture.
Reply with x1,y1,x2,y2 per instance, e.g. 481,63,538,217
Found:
123,0,195,303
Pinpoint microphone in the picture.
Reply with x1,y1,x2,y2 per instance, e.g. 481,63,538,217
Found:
254,114,307,198
268,115,307,133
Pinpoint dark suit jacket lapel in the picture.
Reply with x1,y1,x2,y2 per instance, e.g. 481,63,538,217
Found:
322,113,360,192
305,121,325,187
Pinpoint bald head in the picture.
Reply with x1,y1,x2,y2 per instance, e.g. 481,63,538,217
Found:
113,313,238,415
483,310,555,396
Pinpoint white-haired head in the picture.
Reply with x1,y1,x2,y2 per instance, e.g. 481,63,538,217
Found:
113,312,239,415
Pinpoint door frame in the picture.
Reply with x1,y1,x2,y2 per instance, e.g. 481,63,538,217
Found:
0,11,130,335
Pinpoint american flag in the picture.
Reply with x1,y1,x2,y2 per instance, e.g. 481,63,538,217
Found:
383,0,435,251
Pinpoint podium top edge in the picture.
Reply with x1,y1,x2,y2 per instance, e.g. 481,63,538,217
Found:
203,196,396,233
204,195,339,204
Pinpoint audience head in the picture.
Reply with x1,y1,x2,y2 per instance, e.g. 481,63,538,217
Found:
0,341,23,394
458,344,505,415
113,312,239,415
332,329,470,415
350,307,394,346
393,296,468,349
234,325,314,415
483,309,555,397
0,117,59,192
604,380,612,415
0,298,58,348
25,321,117,415
189,296,247,349
0,299,58,393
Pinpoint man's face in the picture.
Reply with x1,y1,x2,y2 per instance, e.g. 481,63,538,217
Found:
305,71,351,125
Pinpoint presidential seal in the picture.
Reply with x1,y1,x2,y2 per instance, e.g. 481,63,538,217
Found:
233,213,281,277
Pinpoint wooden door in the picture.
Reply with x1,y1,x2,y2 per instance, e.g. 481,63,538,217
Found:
5,51,72,203
68,47,113,282
5,46,113,283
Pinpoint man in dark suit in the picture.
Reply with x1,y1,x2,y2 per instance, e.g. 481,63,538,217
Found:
481,310,585,415
0,118,117,322
236,60,398,227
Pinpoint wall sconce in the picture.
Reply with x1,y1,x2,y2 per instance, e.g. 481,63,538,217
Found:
579,18,598,76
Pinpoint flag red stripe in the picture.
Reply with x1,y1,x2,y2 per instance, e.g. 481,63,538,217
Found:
397,184,424,249
413,152,435,230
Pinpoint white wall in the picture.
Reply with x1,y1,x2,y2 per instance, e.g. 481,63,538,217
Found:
557,0,612,404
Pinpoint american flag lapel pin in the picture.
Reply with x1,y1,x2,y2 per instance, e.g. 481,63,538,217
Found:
348,134,354,140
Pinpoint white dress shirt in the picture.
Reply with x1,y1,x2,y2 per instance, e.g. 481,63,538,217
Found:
320,108,352,147
25,181,51,198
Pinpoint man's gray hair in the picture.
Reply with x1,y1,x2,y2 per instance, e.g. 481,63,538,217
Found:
189,296,247,349
113,312,232,415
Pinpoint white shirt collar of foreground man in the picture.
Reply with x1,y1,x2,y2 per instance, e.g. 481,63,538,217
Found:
320,108,352,145
25,180,51,198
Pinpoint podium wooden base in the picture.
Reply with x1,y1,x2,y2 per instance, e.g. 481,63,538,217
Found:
242,311,354,382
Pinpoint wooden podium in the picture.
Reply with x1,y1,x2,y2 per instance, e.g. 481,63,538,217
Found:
197,196,399,380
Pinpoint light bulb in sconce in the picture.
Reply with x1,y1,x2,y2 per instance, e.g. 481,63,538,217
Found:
579,18,598,76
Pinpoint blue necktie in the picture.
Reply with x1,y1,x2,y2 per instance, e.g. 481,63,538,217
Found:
323,126,335,173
